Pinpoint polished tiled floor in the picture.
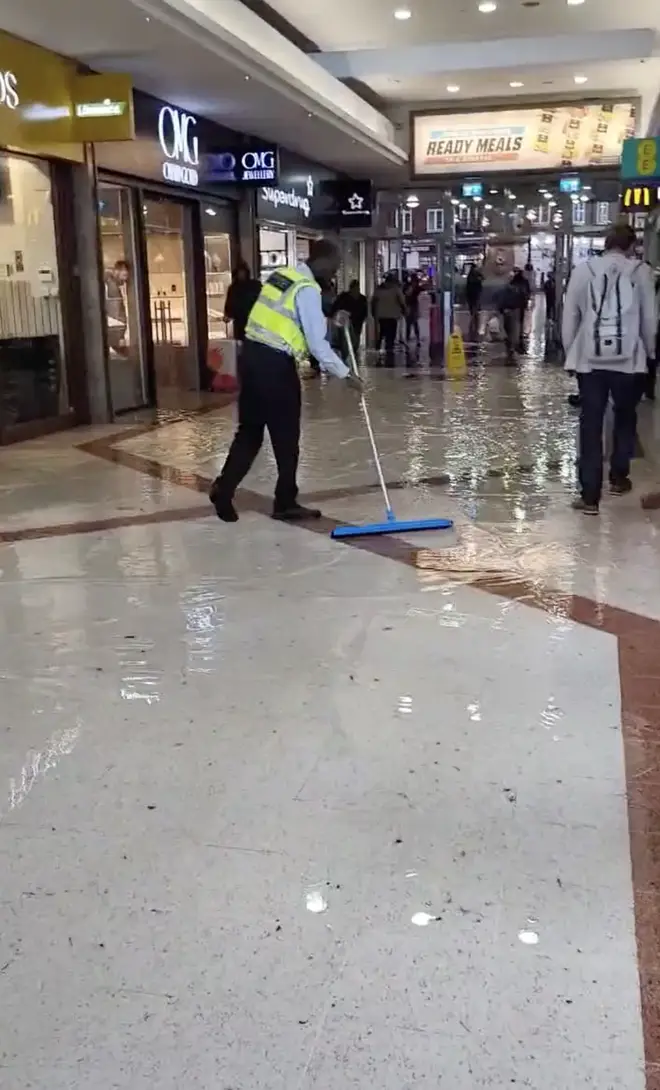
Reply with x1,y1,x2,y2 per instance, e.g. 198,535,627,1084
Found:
1,352,659,1088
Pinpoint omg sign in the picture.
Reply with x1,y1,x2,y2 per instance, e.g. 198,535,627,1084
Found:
205,145,279,185
158,106,199,187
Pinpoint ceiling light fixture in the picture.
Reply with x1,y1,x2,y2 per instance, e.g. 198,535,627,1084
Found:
510,81,524,88
567,0,585,5
446,84,460,93
394,6,412,18
574,74,588,84
478,1,497,11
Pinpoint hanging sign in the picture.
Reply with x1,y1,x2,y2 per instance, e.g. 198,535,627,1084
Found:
620,184,660,212
621,137,660,182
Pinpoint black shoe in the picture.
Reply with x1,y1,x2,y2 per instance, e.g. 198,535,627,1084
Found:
272,503,322,522
609,478,633,496
571,497,599,515
209,483,238,522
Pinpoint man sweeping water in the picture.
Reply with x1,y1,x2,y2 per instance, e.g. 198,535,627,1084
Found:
209,239,363,523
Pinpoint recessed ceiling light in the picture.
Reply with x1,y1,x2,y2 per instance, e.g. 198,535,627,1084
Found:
509,81,524,88
567,0,585,5
478,1,497,11
447,84,460,93
394,6,412,18
574,74,588,84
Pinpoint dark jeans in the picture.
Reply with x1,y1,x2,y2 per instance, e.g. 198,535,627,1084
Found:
377,318,398,363
213,341,301,510
500,309,517,362
577,370,638,505
405,313,420,342
340,321,363,364
645,358,657,400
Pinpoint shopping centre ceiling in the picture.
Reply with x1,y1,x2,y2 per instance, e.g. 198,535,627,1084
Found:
267,0,660,129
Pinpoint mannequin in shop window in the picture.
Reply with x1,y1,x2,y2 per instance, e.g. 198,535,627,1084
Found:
105,259,131,356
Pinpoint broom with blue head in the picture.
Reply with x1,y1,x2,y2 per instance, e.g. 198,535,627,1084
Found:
331,319,454,540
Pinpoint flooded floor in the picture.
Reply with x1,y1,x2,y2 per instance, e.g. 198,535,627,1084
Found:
1,355,659,1088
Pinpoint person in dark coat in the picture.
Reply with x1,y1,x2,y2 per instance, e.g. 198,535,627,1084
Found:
224,262,261,341
331,279,368,359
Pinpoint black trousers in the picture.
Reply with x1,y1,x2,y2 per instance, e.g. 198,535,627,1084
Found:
577,370,638,505
213,341,301,510
377,318,398,362
405,314,420,342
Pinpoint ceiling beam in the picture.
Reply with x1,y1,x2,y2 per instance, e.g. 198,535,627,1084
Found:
314,28,658,80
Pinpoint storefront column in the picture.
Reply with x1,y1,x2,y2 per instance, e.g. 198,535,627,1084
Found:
73,147,112,424
237,191,257,274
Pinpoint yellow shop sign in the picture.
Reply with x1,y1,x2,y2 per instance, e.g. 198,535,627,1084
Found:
0,30,134,158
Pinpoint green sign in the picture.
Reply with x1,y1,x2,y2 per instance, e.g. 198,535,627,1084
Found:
621,137,660,181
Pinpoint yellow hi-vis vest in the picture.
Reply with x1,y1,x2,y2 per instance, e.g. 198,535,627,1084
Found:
245,266,320,359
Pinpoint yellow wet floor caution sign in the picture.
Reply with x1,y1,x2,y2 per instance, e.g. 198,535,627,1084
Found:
445,330,467,376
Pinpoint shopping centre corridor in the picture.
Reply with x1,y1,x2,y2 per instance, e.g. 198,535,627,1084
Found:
1,358,659,1088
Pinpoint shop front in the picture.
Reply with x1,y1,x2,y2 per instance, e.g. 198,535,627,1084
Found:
257,154,372,292
0,31,132,441
256,150,332,280
94,91,265,412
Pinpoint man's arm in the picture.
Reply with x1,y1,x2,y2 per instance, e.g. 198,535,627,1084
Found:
295,286,350,379
562,266,584,354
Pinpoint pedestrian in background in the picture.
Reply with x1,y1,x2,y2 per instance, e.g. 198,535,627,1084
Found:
372,273,406,365
224,262,261,341
562,223,657,515
403,272,422,344
332,279,368,361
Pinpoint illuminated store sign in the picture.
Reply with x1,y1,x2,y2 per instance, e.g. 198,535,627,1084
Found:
158,106,199,187
621,184,660,212
261,175,315,218
0,70,18,110
206,146,278,184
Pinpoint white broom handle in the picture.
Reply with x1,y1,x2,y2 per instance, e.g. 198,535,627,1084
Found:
343,322,393,517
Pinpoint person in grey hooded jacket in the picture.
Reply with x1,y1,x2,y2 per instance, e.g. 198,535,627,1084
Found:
562,224,657,514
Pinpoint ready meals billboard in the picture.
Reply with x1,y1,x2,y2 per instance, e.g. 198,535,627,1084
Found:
412,102,637,176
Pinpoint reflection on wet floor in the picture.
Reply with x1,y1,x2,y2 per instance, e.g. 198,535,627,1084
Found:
0,333,657,1088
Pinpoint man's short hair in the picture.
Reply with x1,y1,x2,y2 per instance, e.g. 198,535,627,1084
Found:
604,224,637,253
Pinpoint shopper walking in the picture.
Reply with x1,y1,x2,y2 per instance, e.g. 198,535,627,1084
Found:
331,279,368,359
224,262,261,341
403,273,422,344
209,239,362,523
465,263,484,337
372,273,406,365
563,224,657,514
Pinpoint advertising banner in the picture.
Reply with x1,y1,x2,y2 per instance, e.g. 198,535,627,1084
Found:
413,102,636,176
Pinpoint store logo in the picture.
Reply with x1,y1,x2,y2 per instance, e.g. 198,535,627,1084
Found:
0,70,19,111
261,185,311,218
158,106,199,187
347,193,364,211
208,147,277,183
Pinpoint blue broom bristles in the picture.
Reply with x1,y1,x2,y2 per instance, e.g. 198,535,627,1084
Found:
331,517,453,539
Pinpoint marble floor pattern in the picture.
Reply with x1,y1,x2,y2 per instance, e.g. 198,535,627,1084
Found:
1,357,659,1089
